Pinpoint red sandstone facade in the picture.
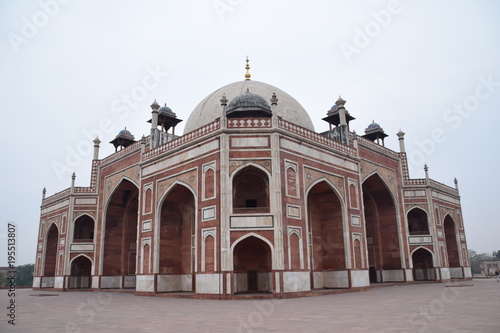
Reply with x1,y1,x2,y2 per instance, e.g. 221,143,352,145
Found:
33,77,471,298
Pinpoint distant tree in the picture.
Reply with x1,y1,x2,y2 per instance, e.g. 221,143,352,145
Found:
469,249,494,274
495,251,500,260
15,264,34,286
0,271,5,287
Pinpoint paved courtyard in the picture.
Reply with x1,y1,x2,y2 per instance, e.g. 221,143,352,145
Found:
1,279,499,333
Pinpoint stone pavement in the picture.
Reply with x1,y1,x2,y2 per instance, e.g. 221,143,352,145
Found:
1,279,499,333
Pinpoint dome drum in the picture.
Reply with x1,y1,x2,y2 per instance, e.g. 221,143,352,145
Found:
226,90,273,118
184,80,315,133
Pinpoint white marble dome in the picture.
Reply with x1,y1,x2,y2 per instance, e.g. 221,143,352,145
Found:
183,80,315,134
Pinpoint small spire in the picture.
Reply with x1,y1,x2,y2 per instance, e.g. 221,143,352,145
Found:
336,95,346,107
245,56,251,81
220,93,228,106
270,92,278,105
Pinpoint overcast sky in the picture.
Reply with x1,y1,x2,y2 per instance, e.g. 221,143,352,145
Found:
1,0,499,265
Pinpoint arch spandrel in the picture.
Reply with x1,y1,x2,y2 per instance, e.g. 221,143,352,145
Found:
303,167,345,200
156,169,198,202
72,211,97,221
102,165,141,205
229,159,272,175
405,204,429,215
360,161,398,197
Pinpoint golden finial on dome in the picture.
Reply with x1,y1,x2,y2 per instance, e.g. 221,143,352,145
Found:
244,56,251,81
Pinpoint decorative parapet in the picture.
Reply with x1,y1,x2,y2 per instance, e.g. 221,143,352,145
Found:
74,187,97,194
279,119,356,155
100,140,142,166
228,118,271,128
355,134,399,159
41,188,71,207
143,119,221,161
405,178,427,186
429,179,459,196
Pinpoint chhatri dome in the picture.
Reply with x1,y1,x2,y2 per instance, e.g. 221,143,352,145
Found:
183,59,315,133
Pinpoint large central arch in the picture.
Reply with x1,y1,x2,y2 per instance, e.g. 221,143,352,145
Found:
157,183,195,292
362,173,402,283
307,180,346,289
233,235,272,293
102,179,139,289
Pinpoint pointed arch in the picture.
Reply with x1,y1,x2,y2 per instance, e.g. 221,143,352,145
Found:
154,180,198,276
443,214,460,268
362,170,398,202
362,172,402,283
411,247,436,281
70,253,94,268
352,234,363,269
287,228,304,270
306,178,347,287
204,234,215,272
43,222,59,278
230,161,272,178
69,255,93,289
231,164,270,214
157,182,196,292
142,242,151,274
232,234,273,293
73,213,95,242
407,206,429,235
230,232,275,258
100,178,139,288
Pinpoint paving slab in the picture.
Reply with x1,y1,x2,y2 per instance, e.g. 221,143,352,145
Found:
1,279,499,333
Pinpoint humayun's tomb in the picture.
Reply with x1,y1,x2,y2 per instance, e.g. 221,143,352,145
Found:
34,60,471,299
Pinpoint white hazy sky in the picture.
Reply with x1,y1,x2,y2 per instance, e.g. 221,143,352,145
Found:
1,0,499,265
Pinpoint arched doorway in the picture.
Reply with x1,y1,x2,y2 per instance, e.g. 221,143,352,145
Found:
158,184,195,292
102,179,139,289
233,236,272,293
42,223,59,288
412,248,435,281
70,256,92,289
443,215,462,278
307,181,346,289
362,174,402,283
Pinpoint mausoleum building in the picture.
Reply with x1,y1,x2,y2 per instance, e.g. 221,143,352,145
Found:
34,61,471,298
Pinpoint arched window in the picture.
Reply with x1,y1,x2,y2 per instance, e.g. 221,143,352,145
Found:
232,166,269,213
73,215,95,242
407,208,429,235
